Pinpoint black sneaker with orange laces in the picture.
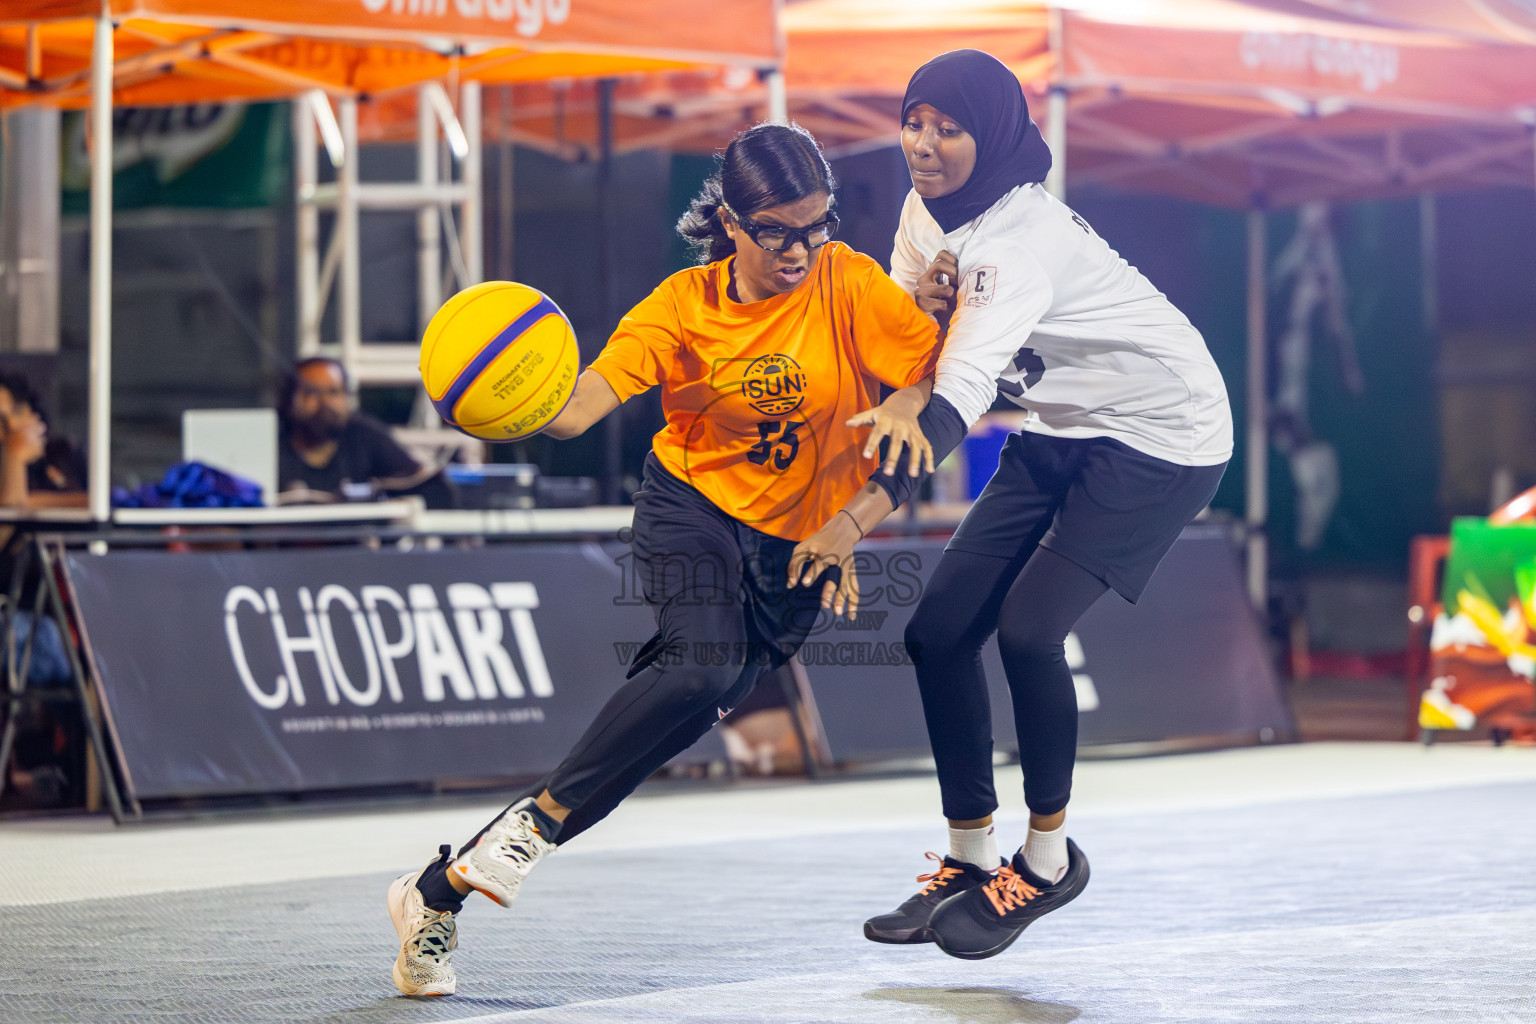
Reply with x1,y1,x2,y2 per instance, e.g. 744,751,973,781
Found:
927,839,1089,960
863,852,998,944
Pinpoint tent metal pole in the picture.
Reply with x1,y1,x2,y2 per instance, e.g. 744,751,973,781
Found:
765,69,787,124
338,97,361,376
598,77,622,506
1,108,61,356
295,99,320,356
1245,207,1267,610
417,85,441,334
1045,7,1066,201
498,85,514,280
87,12,113,525
461,81,483,286
1419,192,1437,337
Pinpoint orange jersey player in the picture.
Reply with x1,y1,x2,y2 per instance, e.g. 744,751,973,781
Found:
386,121,942,997
589,231,940,543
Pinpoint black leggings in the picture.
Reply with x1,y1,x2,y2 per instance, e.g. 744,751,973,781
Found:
462,456,827,853
908,433,1226,820
906,546,1108,820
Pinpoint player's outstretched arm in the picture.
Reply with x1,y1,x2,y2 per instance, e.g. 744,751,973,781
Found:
786,389,968,618
785,378,939,620
541,370,622,440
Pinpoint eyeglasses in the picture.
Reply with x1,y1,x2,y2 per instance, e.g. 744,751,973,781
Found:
725,205,839,253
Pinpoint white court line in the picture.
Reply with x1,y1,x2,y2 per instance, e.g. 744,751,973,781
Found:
409,906,1536,1023
2,742,1535,907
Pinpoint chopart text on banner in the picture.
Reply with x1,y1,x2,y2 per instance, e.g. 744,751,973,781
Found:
224,581,554,712
359,0,571,36
63,545,662,799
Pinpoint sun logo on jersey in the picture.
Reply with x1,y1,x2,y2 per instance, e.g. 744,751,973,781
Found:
740,353,808,416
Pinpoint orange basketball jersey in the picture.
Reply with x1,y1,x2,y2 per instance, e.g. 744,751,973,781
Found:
589,242,940,541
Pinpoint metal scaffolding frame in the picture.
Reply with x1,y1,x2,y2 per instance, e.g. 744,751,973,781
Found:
293,82,484,392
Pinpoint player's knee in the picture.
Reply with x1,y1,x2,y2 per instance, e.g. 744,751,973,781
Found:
903,614,935,667
996,620,1063,668
905,601,968,667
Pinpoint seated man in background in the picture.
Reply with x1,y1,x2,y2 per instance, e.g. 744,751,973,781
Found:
277,357,454,508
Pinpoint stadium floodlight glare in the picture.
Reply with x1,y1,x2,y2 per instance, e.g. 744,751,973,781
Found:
423,81,471,162
306,90,346,169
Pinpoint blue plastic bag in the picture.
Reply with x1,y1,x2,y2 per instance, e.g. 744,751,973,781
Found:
112,461,264,508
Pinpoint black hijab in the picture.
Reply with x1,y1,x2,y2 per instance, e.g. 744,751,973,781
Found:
901,49,1053,233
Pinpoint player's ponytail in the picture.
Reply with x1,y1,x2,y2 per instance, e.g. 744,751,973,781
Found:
676,122,836,265
677,176,734,264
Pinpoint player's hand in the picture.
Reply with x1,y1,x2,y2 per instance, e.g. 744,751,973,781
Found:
786,514,860,620
915,249,959,322
846,401,933,477
1,407,46,466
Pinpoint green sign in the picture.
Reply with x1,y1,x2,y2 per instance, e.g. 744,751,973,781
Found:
1441,517,1536,617
61,101,289,212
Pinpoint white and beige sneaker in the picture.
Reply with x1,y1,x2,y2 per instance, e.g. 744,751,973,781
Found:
387,858,459,997
454,798,557,908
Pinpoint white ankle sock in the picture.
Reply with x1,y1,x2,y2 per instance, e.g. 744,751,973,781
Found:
1023,823,1068,884
948,823,999,871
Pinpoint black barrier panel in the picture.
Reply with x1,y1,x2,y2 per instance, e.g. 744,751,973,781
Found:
803,527,1294,763
65,544,665,799
65,527,1290,802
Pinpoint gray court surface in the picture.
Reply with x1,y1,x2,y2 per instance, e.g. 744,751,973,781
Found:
4,781,1534,1023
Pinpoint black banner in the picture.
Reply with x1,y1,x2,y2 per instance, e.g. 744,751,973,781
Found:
805,526,1294,761
67,544,659,799
66,526,1289,801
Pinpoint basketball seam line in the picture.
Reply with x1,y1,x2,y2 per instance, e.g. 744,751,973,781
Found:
461,333,575,430
431,295,560,423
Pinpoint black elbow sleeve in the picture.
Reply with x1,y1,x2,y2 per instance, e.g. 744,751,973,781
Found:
868,394,968,511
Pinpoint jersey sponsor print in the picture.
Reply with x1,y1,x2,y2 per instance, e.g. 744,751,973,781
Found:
964,267,997,308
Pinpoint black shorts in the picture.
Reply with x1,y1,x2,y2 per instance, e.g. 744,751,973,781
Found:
948,431,1227,603
627,453,829,703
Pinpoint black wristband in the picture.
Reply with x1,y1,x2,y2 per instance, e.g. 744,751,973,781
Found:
838,508,865,539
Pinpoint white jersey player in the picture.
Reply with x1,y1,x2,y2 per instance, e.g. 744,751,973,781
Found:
792,48,1234,960
890,182,1232,467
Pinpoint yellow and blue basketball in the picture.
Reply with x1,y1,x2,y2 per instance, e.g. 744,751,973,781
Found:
420,281,579,442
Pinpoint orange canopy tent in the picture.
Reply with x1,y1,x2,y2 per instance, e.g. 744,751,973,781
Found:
1275,0,1536,45
774,0,1536,205
1053,0,1536,206
451,0,1536,205
0,1,777,108
354,67,774,156
0,0,780,522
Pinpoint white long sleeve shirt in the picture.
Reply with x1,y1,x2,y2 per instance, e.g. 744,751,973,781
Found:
891,183,1233,467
